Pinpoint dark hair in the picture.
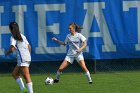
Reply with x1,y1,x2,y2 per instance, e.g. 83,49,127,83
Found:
9,22,23,42
69,23,83,32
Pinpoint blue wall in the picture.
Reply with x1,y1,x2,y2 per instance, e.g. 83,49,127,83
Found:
0,0,140,62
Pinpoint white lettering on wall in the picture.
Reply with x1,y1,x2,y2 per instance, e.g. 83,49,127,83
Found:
0,6,10,55
123,1,140,51
35,4,66,54
12,5,27,34
83,2,116,52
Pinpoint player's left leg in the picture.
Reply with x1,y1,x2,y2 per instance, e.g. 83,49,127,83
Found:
21,66,33,93
78,60,92,84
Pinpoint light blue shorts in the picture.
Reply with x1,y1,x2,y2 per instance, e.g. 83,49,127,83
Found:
65,54,84,64
17,61,30,67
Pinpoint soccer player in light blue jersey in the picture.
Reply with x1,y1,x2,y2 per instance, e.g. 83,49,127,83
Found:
6,22,33,93
52,23,92,84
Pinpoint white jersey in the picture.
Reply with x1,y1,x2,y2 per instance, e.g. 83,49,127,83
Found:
10,34,31,63
65,32,86,56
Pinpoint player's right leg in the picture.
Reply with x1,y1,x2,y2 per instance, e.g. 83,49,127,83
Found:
12,66,27,92
54,60,71,83
21,66,33,93
76,54,92,84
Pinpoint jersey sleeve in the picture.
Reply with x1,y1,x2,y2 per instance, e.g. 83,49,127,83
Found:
10,36,16,47
79,33,86,42
64,35,69,44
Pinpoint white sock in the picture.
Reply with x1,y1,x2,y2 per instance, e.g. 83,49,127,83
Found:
26,82,33,93
56,71,61,80
16,78,25,90
85,71,92,82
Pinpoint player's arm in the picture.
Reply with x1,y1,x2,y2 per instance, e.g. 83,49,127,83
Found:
28,44,31,53
5,45,15,56
77,40,87,53
52,37,66,46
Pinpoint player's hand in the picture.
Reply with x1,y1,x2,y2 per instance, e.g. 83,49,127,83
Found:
52,37,58,41
77,48,82,53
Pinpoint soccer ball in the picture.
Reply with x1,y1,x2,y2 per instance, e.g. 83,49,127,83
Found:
45,77,54,85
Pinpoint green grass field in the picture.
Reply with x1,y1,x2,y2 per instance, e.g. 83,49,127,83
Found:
0,71,140,93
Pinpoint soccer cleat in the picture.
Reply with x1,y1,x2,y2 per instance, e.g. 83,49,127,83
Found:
53,79,59,83
21,88,28,93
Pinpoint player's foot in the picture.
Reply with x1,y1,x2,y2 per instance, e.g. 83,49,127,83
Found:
21,88,28,93
89,81,92,84
53,79,59,83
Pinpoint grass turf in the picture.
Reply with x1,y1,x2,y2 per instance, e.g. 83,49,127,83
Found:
0,71,140,93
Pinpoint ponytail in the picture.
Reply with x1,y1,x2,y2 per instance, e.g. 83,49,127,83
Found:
9,22,23,42
69,23,83,32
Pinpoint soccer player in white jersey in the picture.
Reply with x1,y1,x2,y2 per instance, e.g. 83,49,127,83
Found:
52,23,92,84
5,22,33,93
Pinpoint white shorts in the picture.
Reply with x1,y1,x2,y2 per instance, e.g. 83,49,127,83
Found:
65,54,84,64
17,61,30,67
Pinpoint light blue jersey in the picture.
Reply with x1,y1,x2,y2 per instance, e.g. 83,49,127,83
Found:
65,33,86,56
